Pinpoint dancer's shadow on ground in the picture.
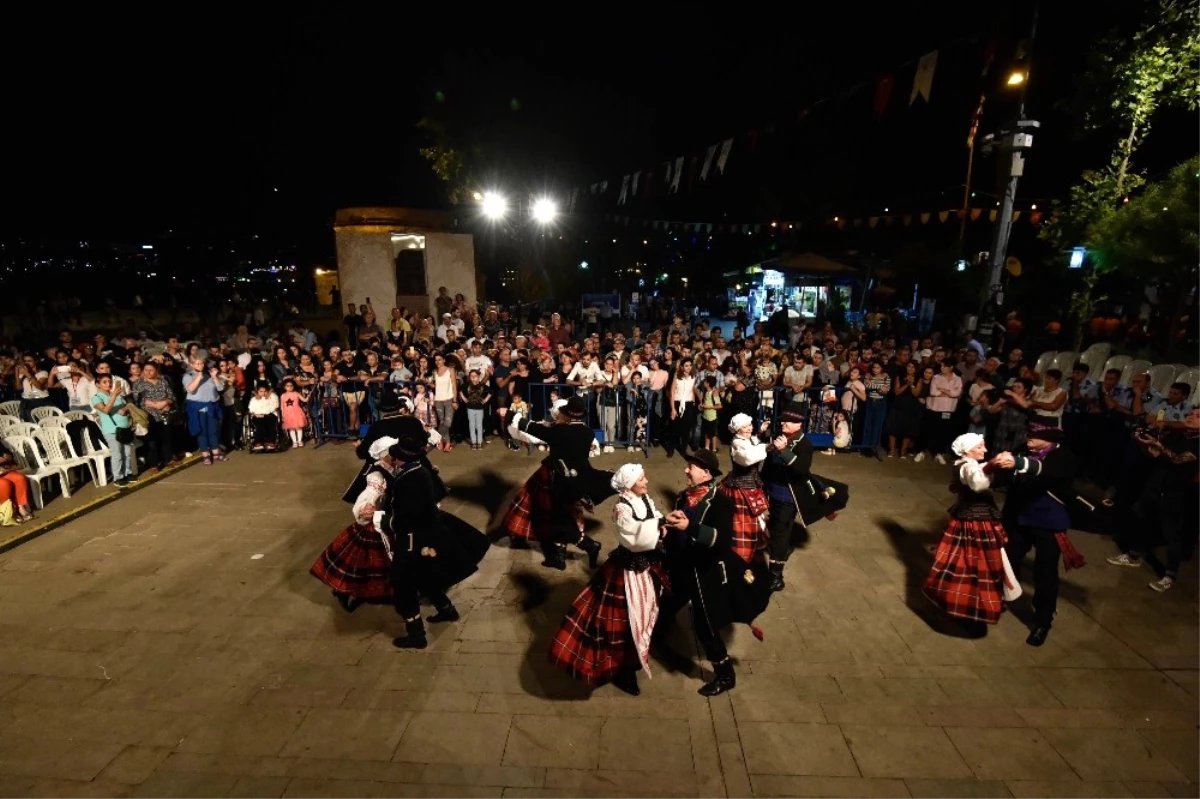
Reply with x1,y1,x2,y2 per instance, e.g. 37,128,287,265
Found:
512,570,594,701
445,468,520,539
878,516,982,639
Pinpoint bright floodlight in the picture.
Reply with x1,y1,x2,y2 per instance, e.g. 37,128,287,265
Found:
481,192,507,219
531,197,558,224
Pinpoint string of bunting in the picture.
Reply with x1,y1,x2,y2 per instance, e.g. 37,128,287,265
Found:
602,207,1045,234
565,34,985,214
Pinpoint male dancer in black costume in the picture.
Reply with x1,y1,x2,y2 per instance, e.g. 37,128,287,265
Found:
509,396,616,570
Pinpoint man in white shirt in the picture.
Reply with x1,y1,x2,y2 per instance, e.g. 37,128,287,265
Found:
464,341,493,376
620,352,650,382
436,314,457,342
567,351,603,388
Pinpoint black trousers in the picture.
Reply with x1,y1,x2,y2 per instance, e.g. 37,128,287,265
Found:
766,498,799,562
141,417,173,469
250,415,278,443
656,585,728,664
65,419,105,456
1005,524,1061,627
671,402,697,452
1123,475,1194,577
391,569,451,619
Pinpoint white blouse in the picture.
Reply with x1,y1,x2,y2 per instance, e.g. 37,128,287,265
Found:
731,435,767,467
612,492,663,552
352,470,391,525
956,459,993,493
671,376,696,405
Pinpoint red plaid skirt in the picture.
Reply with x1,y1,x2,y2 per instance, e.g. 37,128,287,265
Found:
502,464,583,544
549,558,669,684
923,518,1008,624
719,483,770,563
310,522,394,601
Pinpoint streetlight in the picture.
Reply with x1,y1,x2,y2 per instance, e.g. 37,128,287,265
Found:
531,197,557,224
1006,71,1026,86
481,192,507,220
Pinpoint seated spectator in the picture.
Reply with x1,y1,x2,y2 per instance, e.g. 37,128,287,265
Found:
0,440,34,523
247,385,281,452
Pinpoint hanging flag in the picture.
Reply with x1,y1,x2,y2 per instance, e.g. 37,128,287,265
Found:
653,220,660,230
910,50,938,104
700,144,717,180
902,214,912,226
988,209,998,222
716,138,734,175
873,74,894,120
663,161,672,185
869,217,879,228
618,175,630,205
920,213,931,224
938,210,949,223
1011,211,1021,222
671,157,684,193
632,171,641,196
969,208,982,221
590,183,598,194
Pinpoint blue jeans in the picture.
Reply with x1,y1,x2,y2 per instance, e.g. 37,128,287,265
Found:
467,408,484,445
189,401,221,450
103,432,135,481
863,398,887,449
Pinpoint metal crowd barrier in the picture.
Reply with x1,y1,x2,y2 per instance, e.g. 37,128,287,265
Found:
531,382,653,457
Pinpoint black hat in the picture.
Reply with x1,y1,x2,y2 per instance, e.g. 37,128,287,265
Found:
378,385,407,415
684,449,723,477
1026,421,1066,444
780,400,806,424
562,396,587,420
388,416,431,461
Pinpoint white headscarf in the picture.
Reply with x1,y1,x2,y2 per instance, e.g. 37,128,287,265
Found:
368,436,399,461
951,432,985,457
548,398,569,421
610,462,645,493
728,413,754,434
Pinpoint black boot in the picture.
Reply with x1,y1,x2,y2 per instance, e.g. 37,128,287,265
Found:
613,669,640,697
1026,624,1051,647
698,658,736,697
541,544,567,571
333,591,362,613
769,562,786,593
427,602,460,623
578,536,602,569
392,617,428,650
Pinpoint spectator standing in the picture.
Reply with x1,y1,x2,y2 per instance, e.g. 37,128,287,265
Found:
184,357,226,465
92,374,137,487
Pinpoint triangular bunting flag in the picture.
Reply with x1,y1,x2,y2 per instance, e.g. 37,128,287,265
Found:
700,145,717,180
600,180,608,193
716,138,734,174
920,213,931,224
988,209,998,222
970,208,982,221
869,217,879,228
910,50,938,104
632,171,641,196
671,157,684,193
618,176,629,205
938,210,949,223
902,214,912,226
873,74,894,120
1011,211,1022,222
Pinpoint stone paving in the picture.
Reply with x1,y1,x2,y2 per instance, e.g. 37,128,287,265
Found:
0,441,1196,798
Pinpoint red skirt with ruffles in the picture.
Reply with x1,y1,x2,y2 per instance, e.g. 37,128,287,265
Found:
922,518,1007,624
310,522,394,600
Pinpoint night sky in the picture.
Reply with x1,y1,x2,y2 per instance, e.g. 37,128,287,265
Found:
8,2,1193,258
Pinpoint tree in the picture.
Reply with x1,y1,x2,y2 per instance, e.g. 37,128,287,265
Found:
1042,0,1199,348
415,116,479,205
1088,157,1199,356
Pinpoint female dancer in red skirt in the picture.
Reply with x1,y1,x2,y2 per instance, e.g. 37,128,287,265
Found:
549,463,669,696
923,432,1020,636
310,435,401,612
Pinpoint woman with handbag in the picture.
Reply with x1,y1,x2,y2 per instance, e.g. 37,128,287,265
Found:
92,374,138,487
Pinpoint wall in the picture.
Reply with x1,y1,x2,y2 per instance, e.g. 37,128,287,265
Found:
333,226,397,317
424,232,477,310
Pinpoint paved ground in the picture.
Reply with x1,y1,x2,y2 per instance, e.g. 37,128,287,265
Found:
0,441,1196,798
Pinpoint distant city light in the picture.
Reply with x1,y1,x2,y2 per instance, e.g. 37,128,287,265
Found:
531,198,558,224
1069,247,1086,269
579,260,589,270
955,260,969,272
1007,71,1026,86
142,245,153,250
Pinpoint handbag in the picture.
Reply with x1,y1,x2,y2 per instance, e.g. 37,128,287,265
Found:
115,426,136,445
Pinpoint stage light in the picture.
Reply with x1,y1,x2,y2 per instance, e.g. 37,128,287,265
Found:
1007,71,1026,86
481,192,507,219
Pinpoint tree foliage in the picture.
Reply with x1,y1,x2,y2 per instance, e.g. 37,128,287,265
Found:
416,116,478,205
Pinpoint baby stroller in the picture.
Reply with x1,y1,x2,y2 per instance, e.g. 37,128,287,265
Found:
243,407,289,453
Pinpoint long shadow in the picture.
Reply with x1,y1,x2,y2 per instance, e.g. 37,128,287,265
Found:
877,516,981,639
514,570,594,702
445,467,520,537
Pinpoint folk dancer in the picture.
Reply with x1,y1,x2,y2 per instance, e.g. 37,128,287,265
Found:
659,450,772,696
310,435,402,612
380,418,489,650
922,433,1022,637
549,463,669,696
344,385,446,505
759,400,850,592
993,422,1087,647
502,396,615,570
723,413,771,562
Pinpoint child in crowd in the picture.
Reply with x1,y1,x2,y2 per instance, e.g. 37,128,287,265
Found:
626,371,649,452
248,384,280,452
508,391,530,451
968,374,995,437
279,378,307,448
700,375,722,453
411,380,438,433
460,369,492,451
824,409,852,454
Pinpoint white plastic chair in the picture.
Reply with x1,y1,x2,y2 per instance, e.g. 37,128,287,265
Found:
30,406,63,422
1146,364,1179,395
1176,367,1199,397
5,422,40,439
36,427,101,489
0,400,21,417
63,409,93,423
0,416,18,434
76,427,111,488
1048,351,1080,376
2,434,70,507
1079,343,1111,378
1121,359,1153,387
1103,355,1132,380
1032,351,1057,379
38,416,69,430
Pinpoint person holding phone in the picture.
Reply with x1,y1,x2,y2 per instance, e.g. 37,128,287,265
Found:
184,358,226,465
92,374,137,487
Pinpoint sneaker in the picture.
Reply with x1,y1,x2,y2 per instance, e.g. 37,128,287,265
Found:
1149,576,1175,592
1106,553,1142,568
934,453,947,465
627,446,636,452
126,474,140,483
114,478,129,488
887,451,896,459
913,452,926,463
603,445,614,453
